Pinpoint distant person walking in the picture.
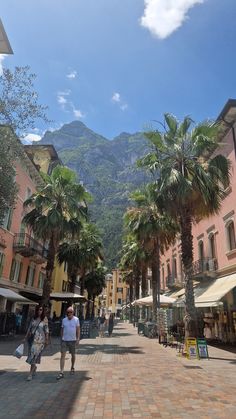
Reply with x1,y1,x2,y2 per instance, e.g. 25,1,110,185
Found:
98,311,106,338
108,313,114,337
15,311,22,335
57,307,80,380
24,305,49,381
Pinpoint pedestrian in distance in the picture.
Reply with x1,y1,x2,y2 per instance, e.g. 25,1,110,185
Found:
23,305,49,381
15,310,22,335
57,306,80,380
108,313,114,337
98,311,106,338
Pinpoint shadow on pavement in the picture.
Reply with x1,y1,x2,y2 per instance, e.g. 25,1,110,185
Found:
209,356,236,364
78,343,144,356
0,337,61,357
0,369,89,419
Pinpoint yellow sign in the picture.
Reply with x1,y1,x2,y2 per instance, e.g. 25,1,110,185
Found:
186,337,199,359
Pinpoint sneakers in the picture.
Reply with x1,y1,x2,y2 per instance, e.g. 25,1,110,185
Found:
26,375,32,381
56,372,64,380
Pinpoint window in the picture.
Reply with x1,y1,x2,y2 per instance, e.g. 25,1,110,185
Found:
226,221,236,251
118,298,122,304
209,234,216,259
62,280,68,291
172,258,177,280
38,271,45,289
1,208,13,231
117,287,123,293
198,240,204,261
109,292,112,297
10,259,22,283
63,262,68,273
0,252,5,277
162,267,164,289
25,263,36,287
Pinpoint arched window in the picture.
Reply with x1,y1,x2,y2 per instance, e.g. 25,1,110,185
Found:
227,221,236,251
198,240,204,261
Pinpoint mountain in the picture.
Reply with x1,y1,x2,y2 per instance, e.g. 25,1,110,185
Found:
40,121,150,268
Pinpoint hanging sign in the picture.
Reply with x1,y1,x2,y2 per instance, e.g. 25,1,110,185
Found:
197,338,209,359
186,337,198,359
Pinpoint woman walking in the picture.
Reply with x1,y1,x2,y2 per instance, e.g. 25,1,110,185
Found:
24,305,49,381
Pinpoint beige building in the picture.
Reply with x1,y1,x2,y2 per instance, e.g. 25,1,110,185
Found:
105,270,129,315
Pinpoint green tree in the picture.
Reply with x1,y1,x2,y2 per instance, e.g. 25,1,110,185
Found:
84,264,106,318
57,223,103,295
141,114,231,336
23,166,89,305
0,66,49,221
124,187,177,323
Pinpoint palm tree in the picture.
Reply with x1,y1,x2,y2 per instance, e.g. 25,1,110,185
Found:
141,114,231,336
124,187,177,323
57,223,103,295
84,264,106,318
23,166,90,306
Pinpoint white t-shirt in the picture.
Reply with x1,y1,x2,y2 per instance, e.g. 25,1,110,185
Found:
62,316,80,341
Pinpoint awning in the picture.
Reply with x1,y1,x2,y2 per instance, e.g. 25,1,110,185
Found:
50,292,87,302
133,295,176,306
0,287,37,304
174,273,236,308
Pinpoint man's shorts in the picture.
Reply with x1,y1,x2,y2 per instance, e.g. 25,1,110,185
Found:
61,340,76,354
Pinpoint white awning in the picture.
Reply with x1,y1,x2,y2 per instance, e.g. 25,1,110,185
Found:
133,295,176,306
174,273,236,308
0,287,36,304
50,292,86,301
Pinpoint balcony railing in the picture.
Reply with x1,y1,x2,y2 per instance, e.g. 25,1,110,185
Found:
166,274,184,289
192,257,218,277
13,233,48,264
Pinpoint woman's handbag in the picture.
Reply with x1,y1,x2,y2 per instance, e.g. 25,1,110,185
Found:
13,343,24,359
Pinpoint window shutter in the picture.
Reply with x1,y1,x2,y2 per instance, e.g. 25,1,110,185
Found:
10,259,16,281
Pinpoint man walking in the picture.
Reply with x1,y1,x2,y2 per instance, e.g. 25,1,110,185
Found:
57,307,80,379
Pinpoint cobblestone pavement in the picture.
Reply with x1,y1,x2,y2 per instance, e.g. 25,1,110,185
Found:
0,321,236,418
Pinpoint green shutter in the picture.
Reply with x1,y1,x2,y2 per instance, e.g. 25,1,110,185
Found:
10,259,16,281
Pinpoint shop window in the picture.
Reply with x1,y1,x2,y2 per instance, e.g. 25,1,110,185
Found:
226,221,236,251
0,252,5,277
38,271,45,289
10,259,22,283
25,263,36,287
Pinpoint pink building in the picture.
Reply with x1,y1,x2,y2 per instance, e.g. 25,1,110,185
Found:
0,129,59,333
161,100,236,343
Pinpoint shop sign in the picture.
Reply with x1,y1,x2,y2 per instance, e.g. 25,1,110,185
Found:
186,337,198,359
197,338,209,359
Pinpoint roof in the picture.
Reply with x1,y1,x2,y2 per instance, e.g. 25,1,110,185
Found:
0,287,37,304
0,19,13,54
216,99,236,140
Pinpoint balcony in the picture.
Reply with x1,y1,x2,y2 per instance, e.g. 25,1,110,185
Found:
192,257,218,278
166,274,184,289
13,233,48,264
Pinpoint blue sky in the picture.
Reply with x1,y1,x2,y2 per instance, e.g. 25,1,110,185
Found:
1,0,236,140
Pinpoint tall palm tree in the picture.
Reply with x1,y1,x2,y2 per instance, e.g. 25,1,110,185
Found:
23,166,90,305
140,114,231,336
57,223,103,295
124,187,177,323
84,264,106,318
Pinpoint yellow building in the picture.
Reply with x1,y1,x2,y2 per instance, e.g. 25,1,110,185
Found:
105,269,129,315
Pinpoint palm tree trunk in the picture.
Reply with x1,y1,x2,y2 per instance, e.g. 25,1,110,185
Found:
180,209,197,338
151,240,160,324
129,281,134,323
42,235,58,306
134,269,140,326
141,265,147,297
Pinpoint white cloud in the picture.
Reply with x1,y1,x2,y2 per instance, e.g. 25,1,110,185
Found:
57,90,71,109
140,0,204,39
73,108,85,119
66,70,77,79
23,133,42,143
120,104,128,111
112,92,121,103
0,54,6,76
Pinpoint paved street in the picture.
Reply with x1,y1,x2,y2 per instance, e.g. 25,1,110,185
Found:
0,321,236,419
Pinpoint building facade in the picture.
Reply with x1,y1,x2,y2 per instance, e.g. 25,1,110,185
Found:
161,99,236,342
105,269,129,316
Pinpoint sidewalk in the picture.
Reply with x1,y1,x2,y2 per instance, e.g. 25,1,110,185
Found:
0,322,235,418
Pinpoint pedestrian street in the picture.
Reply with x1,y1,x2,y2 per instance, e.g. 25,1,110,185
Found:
0,321,236,418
